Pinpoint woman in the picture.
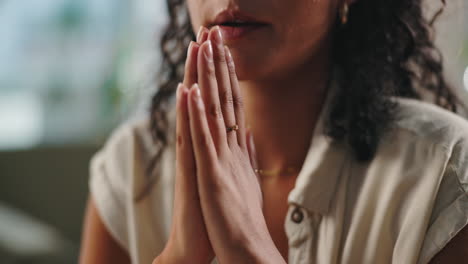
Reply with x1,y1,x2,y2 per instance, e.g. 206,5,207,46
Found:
79,0,468,263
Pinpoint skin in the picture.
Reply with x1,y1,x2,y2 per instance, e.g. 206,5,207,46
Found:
79,197,131,264
79,0,468,263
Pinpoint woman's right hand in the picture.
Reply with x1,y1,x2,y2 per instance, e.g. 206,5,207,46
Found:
153,27,214,264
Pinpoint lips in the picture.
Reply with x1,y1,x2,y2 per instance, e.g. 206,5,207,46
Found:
208,10,269,41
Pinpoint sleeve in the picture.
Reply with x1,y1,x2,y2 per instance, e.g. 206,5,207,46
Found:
88,120,139,253
417,138,468,264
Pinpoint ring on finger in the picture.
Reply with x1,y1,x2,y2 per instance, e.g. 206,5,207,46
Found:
226,124,239,133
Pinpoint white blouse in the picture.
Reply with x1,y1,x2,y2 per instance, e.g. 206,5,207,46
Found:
89,77,468,264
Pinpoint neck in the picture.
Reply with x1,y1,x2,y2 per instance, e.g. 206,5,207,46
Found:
240,50,332,180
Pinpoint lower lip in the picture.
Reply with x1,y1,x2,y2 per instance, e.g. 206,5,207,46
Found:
219,24,268,41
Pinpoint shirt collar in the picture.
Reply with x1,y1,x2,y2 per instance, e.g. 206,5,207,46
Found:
287,69,349,215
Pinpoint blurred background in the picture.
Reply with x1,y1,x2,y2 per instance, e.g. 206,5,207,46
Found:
0,0,467,263
0,0,166,263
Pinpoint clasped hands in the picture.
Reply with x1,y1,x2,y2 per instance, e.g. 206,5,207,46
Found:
155,26,286,264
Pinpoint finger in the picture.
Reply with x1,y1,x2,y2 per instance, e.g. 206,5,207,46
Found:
175,83,197,197
246,128,259,170
225,45,247,151
208,26,238,148
183,41,200,87
187,83,218,173
197,40,228,155
247,128,262,190
197,26,209,44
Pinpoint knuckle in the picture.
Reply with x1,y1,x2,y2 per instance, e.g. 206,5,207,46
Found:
227,60,236,75
220,90,234,106
229,144,242,156
204,167,227,191
206,60,216,76
209,103,223,119
241,146,249,157
177,133,184,147
215,49,227,64
217,147,231,161
198,133,212,149
233,95,244,109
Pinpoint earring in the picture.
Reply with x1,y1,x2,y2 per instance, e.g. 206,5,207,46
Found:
340,2,349,25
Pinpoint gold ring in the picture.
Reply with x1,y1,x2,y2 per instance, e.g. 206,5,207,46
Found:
226,124,239,133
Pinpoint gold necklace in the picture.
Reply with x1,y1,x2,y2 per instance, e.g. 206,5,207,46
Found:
254,166,300,177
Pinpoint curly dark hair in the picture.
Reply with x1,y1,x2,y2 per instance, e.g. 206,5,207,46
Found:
135,0,464,201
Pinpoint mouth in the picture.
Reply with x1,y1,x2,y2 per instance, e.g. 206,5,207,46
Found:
219,21,263,27
208,10,269,41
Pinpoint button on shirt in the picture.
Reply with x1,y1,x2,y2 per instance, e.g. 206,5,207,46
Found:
89,75,468,264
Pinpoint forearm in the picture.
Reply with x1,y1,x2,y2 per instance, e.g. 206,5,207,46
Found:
153,242,213,264
235,240,285,264
218,229,286,264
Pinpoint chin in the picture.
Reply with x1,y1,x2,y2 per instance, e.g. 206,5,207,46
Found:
230,49,272,81
228,41,298,82
235,63,257,81
235,62,266,81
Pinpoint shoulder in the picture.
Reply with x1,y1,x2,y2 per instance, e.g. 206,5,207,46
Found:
101,116,158,162
387,97,468,263
90,116,156,182
92,102,177,178
87,116,156,252
390,96,468,182
88,116,154,217
387,97,468,183
389,96,468,150
387,96,468,195
89,103,177,199
87,109,177,254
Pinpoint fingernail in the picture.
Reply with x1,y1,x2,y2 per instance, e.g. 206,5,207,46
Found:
205,40,213,59
191,83,201,100
225,45,233,63
196,26,204,42
224,46,237,74
250,133,255,148
213,25,223,45
195,84,201,98
187,41,194,56
176,82,183,98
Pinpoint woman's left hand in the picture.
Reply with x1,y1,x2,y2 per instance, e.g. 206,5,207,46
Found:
184,26,286,263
